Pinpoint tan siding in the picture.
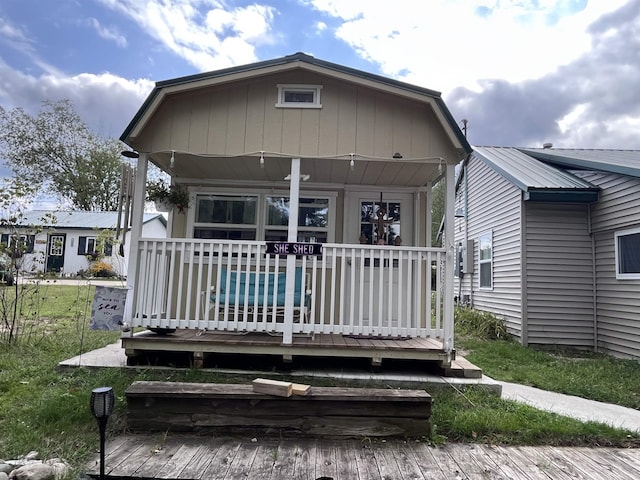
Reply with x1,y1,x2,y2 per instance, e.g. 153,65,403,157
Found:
594,230,640,359
186,90,211,153
135,71,459,163
244,82,268,153
455,157,523,335
524,204,594,348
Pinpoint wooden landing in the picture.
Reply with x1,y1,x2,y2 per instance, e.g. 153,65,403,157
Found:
125,381,431,438
86,434,640,479
122,329,460,372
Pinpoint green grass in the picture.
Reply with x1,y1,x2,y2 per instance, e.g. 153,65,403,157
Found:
457,336,640,410
1,288,640,477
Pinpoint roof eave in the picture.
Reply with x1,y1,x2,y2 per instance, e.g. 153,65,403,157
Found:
523,189,599,203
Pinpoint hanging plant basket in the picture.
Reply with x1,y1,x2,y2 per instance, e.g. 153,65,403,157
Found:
147,180,190,214
154,199,172,212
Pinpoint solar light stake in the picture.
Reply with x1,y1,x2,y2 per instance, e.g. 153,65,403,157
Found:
90,387,115,480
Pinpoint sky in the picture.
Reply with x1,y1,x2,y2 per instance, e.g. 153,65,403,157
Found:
0,0,639,168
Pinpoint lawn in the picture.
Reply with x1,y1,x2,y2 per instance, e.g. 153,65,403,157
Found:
1,284,639,477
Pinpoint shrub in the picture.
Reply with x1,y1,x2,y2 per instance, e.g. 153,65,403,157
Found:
455,306,507,340
87,261,115,278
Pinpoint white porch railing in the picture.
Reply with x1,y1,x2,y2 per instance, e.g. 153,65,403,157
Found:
130,239,449,341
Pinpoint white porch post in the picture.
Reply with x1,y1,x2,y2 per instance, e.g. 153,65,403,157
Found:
443,163,455,354
123,152,148,333
283,158,301,345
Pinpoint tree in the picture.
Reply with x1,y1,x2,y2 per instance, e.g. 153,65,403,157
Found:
0,99,126,211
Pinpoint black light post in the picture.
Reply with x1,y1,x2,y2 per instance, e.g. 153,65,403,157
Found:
90,387,115,480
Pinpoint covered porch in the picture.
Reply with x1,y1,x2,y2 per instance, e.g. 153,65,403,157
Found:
118,53,472,368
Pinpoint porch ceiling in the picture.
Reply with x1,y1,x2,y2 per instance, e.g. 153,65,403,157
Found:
150,151,445,187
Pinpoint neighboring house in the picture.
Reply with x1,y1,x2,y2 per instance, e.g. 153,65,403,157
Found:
119,52,471,366
0,210,167,278
455,146,640,360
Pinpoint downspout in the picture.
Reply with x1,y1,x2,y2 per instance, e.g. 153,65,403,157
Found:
588,205,598,352
464,158,473,306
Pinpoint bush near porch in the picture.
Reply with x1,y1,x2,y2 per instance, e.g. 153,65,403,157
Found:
0,287,639,477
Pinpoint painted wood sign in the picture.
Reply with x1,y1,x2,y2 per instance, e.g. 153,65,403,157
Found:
90,286,127,330
265,242,323,256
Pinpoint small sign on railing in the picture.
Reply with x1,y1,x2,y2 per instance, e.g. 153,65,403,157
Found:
265,242,323,257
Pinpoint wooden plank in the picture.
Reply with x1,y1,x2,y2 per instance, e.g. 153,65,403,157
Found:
370,441,405,479
291,382,311,396
106,442,153,477
489,445,549,480
268,439,298,479
443,445,488,478
223,442,259,479
246,441,279,479
314,442,338,480
390,441,427,480
333,440,360,480
134,438,186,479
613,449,640,476
293,438,316,479
153,441,204,478
176,441,217,479
514,446,576,480
459,444,515,479
405,441,448,479
423,445,468,479
354,442,382,480
553,447,622,480
252,378,293,397
199,439,242,479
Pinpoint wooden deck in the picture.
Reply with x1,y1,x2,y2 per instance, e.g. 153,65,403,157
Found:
122,329,458,372
86,434,640,479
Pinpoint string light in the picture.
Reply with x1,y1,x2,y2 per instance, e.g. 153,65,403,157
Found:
349,153,355,171
170,150,175,169
259,151,264,168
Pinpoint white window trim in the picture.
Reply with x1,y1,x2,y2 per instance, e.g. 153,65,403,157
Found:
615,226,640,280
187,187,336,242
478,230,493,290
276,84,322,109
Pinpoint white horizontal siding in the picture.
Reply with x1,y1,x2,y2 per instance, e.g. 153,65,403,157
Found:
524,203,595,348
594,230,640,359
455,157,523,335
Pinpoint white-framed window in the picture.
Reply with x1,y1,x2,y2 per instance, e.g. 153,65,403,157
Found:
276,84,322,108
615,227,640,280
191,190,335,242
478,231,493,290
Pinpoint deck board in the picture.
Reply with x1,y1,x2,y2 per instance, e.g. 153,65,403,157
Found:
122,329,454,371
86,435,640,479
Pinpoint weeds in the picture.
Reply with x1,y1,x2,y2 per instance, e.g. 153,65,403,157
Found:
455,306,507,340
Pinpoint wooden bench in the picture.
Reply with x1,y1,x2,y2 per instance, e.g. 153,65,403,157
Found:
208,267,310,321
125,381,431,438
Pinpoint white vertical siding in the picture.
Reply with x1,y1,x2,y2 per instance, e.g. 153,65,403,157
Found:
455,157,523,335
573,171,640,359
524,204,595,348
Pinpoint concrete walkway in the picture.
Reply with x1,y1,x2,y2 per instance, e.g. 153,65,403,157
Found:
499,380,640,432
59,342,640,433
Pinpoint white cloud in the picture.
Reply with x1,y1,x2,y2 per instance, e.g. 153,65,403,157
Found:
0,58,153,138
304,0,629,93
87,17,127,48
97,0,277,70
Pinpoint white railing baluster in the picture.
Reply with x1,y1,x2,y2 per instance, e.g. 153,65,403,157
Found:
130,239,449,340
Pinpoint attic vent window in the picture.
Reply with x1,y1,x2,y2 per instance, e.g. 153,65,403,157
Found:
276,84,322,108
